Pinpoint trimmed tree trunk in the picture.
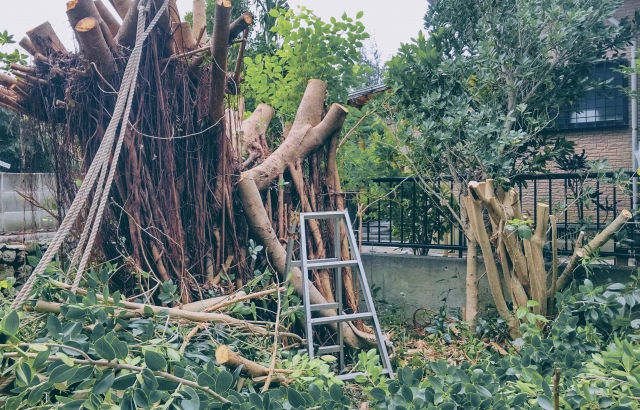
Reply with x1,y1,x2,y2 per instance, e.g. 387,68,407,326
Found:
467,179,631,335
19,37,38,56
108,0,131,19
66,0,118,54
229,13,253,44
192,0,207,43
27,22,67,56
75,18,118,77
94,0,121,38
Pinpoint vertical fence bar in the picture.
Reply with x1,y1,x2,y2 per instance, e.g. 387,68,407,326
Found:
366,195,370,244
596,179,601,231
548,178,553,241
564,178,569,251
533,179,538,222
412,180,417,244
423,187,429,247
388,182,392,243
377,188,381,243
400,181,405,244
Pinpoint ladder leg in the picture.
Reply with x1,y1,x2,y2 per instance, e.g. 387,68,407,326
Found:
335,216,345,370
299,215,315,359
343,212,394,379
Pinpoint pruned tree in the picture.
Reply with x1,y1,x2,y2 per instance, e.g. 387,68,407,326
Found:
0,0,376,349
383,0,633,325
466,179,631,336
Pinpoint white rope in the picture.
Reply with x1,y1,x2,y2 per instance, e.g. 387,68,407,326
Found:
12,0,170,309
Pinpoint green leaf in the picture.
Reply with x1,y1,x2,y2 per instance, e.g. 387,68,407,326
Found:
269,8,279,17
197,371,215,388
3,310,19,334
142,368,158,390
356,11,364,19
288,387,306,407
92,370,115,395
133,388,149,408
370,387,386,402
33,347,51,369
517,225,532,240
329,383,343,401
537,395,554,410
48,364,77,384
111,338,129,359
144,350,167,371
112,374,137,390
47,315,62,337
94,337,116,360
215,370,233,392
27,382,51,406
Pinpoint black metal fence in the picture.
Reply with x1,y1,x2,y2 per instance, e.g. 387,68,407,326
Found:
348,173,638,259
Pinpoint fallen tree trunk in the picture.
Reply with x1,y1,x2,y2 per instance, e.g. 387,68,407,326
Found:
67,0,118,54
19,37,38,56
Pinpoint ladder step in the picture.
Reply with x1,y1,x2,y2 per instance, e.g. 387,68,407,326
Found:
337,369,390,381
310,312,373,326
306,259,358,270
301,211,346,219
290,257,339,268
298,345,342,356
309,302,340,312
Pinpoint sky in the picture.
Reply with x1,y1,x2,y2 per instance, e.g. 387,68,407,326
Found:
0,0,428,62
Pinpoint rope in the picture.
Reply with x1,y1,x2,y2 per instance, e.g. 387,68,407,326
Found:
11,0,170,309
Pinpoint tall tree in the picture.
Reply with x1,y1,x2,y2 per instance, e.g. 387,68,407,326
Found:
383,0,632,324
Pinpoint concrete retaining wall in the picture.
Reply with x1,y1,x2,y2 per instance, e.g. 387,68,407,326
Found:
0,173,58,233
361,253,636,317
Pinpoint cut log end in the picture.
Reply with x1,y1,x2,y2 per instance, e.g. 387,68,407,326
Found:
243,13,253,24
622,209,632,218
217,0,231,6
215,344,233,364
76,17,99,32
67,0,80,11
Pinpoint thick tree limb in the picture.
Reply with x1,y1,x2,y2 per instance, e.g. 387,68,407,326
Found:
115,0,140,48
0,73,18,88
94,0,121,38
108,0,131,19
192,0,206,43
209,0,231,123
245,80,348,192
216,345,286,381
19,37,38,56
67,0,118,55
75,18,118,77
229,13,253,44
466,190,519,336
552,209,631,294
27,22,67,56
172,22,197,54
180,291,246,312
241,103,274,162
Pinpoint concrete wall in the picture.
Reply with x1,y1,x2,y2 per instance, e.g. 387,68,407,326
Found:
0,173,58,233
362,253,636,318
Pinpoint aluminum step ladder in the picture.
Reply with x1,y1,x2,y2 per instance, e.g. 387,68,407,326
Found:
284,211,394,381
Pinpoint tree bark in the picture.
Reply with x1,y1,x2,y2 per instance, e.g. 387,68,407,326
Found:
94,0,121,38
27,22,67,56
466,194,518,336
192,0,207,43
246,81,348,192
210,0,231,124
108,0,131,19
168,0,180,25
75,18,118,77
463,197,479,326
241,103,274,162
172,22,197,54
115,0,140,49
527,203,549,315
229,13,253,44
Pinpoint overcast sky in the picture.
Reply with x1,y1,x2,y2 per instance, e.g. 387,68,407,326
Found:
0,0,428,62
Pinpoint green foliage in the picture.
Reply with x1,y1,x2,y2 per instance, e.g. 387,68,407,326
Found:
243,7,369,120
0,30,27,71
380,0,631,228
0,107,20,171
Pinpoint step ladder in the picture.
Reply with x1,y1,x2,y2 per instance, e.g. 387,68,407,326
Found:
284,211,394,381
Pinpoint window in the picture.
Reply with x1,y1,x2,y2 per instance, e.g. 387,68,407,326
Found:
556,61,628,130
